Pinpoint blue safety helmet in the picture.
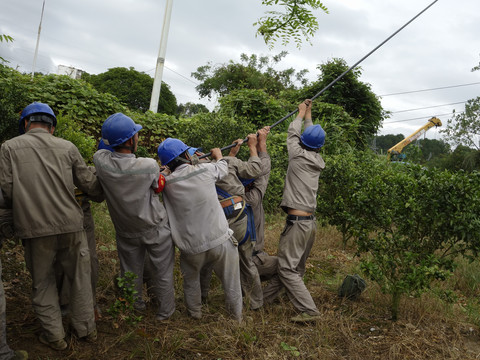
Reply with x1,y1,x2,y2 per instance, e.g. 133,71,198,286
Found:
187,147,199,156
101,113,142,147
19,102,57,134
300,124,326,149
157,138,189,166
98,138,114,152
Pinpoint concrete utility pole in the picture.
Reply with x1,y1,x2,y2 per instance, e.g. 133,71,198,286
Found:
32,0,46,79
149,0,173,113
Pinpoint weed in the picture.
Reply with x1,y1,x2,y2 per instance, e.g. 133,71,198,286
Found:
107,271,143,326
281,341,300,357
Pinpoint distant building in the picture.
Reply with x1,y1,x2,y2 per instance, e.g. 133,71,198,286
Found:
57,65,84,79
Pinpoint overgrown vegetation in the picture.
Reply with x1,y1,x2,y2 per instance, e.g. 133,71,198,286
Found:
2,213,480,359
319,153,480,320
2,57,480,358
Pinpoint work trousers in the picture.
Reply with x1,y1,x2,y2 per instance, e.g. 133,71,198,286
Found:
263,219,320,315
24,231,95,341
253,251,278,282
231,216,263,310
0,258,13,360
182,238,242,322
57,202,98,307
201,215,263,310
116,224,175,320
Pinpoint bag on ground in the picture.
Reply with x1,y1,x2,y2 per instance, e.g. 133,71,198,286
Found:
338,274,366,300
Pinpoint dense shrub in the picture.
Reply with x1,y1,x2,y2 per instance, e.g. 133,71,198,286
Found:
0,65,30,142
0,66,124,146
262,132,288,213
54,114,96,162
128,111,178,156
174,112,257,154
26,73,125,139
218,88,291,129
319,151,480,320
317,150,383,246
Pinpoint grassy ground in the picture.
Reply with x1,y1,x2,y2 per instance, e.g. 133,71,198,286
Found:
2,202,480,359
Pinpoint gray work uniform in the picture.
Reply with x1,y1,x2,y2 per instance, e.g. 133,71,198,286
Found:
93,150,175,319
263,116,325,316
57,167,103,311
0,128,101,341
162,160,242,321
203,155,264,310
244,152,278,281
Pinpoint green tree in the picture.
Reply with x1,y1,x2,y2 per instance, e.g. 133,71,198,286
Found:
255,0,328,48
0,34,13,63
303,58,386,147
83,67,177,115
416,138,450,162
442,61,480,152
430,145,479,172
442,97,480,151
372,134,405,154
191,52,307,99
217,88,289,128
176,102,209,118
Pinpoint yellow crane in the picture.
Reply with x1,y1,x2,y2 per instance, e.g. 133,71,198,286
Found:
387,117,442,161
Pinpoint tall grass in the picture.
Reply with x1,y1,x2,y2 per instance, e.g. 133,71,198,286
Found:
2,204,480,359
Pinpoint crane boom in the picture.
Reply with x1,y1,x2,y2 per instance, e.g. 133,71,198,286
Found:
387,117,442,161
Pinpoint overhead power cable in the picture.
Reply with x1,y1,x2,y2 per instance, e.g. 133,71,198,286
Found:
144,65,199,85
390,101,467,114
380,81,480,97
199,0,439,159
384,111,464,124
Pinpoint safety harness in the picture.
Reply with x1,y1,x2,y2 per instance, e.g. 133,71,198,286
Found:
216,186,256,246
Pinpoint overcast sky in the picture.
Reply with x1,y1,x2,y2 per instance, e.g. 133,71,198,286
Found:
1,0,479,140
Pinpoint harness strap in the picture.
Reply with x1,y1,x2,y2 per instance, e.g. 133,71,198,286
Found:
216,186,254,241
220,196,243,208
239,204,256,246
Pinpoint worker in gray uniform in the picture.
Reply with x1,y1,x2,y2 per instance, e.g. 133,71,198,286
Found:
241,127,278,281
0,102,100,350
93,113,175,321
263,99,326,323
157,138,242,322
201,132,263,310
56,167,104,320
